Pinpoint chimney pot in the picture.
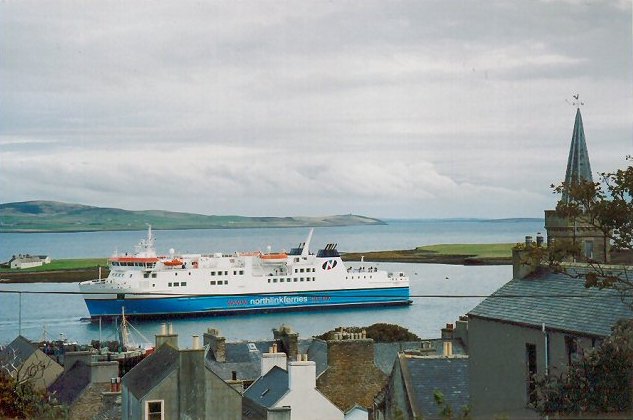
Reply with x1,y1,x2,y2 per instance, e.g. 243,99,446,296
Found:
272,343,277,353
160,323,167,335
232,370,237,381
192,335,200,350
443,341,453,357
168,323,174,334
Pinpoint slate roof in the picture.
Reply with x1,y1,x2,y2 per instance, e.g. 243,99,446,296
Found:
48,360,91,405
122,343,179,400
563,108,593,202
374,340,466,374
400,355,469,418
206,339,312,381
243,366,289,409
468,268,633,337
0,336,38,367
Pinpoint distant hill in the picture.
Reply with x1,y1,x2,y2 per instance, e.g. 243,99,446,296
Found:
0,201,386,232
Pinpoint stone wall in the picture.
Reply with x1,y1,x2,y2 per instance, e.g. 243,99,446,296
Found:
316,337,387,412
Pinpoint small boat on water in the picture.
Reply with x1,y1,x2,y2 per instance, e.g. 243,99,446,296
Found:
79,226,410,319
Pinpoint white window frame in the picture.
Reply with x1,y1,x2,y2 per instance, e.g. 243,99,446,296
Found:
145,399,164,420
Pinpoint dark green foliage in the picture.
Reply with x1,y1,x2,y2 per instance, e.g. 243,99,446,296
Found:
533,319,633,416
315,323,420,342
434,389,470,419
0,373,66,419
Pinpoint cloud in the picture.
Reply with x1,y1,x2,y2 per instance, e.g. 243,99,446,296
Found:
1,1,631,218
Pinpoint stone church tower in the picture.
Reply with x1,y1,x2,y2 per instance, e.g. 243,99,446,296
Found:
544,106,610,262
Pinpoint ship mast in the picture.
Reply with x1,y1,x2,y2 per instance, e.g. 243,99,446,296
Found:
118,307,130,351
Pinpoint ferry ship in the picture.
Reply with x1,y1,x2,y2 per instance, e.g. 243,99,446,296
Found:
79,227,410,319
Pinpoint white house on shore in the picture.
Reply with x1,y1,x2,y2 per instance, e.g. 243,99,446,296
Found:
7,254,51,269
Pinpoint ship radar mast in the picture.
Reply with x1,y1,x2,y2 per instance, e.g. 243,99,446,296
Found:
134,224,157,257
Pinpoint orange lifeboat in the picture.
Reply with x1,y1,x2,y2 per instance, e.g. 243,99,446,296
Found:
163,259,183,267
259,253,288,262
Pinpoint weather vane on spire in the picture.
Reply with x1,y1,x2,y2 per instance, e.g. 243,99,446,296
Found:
566,93,584,108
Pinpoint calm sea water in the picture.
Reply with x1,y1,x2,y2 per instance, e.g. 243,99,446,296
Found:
0,219,543,346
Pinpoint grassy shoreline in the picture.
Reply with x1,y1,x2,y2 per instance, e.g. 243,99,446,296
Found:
0,243,514,283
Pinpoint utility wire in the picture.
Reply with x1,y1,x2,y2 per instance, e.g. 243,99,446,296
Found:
0,289,610,298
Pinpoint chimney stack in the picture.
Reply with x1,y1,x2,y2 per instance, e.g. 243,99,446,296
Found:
155,323,178,349
261,345,287,376
203,328,226,362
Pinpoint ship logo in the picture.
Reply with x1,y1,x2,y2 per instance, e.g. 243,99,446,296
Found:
322,259,337,270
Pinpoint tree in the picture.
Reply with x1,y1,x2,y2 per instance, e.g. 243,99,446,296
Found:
549,157,633,300
0,344,66,418
531,158,633,416
533,319,633,416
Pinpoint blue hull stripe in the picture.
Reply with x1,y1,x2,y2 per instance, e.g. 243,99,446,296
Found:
85,287,410,318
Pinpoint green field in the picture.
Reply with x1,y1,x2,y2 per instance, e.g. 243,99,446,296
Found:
415,243,514,259
0,258,108,272
1,243,515,276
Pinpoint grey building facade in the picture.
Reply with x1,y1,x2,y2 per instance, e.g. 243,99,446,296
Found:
122,341,242,420
467,265,632,417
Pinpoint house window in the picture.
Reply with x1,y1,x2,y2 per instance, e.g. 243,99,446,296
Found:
526,343,537,405
565,336,581,365
146,400,164,420
584,240,594,259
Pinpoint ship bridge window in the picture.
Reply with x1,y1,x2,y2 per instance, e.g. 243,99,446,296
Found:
151,273,157,278
181,282,187,286
224,280,228,285
168,282,172,287
239,270,244,275
210,280,216,285
211,272,216,276
143,273,149,278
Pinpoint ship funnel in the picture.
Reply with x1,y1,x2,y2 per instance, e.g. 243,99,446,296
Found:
301,229,314,257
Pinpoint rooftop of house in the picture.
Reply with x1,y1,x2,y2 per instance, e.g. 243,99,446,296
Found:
468,267,633,337
205,339,312,382
48,360,91,405
122,343,179,400
399,353,470,418
243,365,289,409
0,335,38,367
206,336,463,382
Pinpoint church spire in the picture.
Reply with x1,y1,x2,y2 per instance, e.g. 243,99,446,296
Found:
562,107,593,202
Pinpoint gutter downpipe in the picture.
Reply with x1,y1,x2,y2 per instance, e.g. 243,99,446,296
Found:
542,323,549,376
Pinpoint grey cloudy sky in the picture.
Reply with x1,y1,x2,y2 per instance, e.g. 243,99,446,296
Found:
1,0,631,218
